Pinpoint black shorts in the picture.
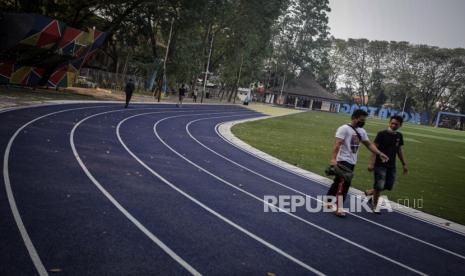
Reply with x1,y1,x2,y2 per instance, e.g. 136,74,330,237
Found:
374,166,396,191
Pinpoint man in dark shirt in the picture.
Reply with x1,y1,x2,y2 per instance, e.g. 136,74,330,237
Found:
124,79,135,108
365,115,408,213
177,84,186,107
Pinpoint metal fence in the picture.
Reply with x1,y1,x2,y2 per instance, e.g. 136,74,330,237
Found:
77,68,233,100
78,68,146,92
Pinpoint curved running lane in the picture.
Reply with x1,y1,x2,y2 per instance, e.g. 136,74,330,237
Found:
1,103,464,275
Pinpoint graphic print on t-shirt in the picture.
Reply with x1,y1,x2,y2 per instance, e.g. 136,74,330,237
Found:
350,134,360,153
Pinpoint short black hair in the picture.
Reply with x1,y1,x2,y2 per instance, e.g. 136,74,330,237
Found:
390,115,404,125
351,109,369,119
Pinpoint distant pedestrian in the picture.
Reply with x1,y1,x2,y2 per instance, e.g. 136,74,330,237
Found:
193,88,198,103
326,109,389,217
177,84,186,107
365,115,408,213
124,79,135,108
243,93,250,105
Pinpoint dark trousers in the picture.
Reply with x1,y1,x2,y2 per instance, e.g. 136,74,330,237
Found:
125,92,133,106
326,161,355,202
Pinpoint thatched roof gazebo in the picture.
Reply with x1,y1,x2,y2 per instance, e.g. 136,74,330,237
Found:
266,72,342,112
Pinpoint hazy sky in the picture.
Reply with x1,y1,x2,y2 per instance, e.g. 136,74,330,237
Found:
328,0,465,49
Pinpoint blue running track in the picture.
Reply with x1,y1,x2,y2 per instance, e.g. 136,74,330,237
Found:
1,103,465,275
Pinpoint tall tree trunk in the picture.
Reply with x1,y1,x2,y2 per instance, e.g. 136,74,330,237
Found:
219,83,226,102
231,53,244,103
190,73,196,92
146,15,159,59
227,85,235,102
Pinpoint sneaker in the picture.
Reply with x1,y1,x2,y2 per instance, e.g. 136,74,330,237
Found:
335,210,346,217
372,205,381,214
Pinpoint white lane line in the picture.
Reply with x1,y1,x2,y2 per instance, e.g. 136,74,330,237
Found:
117,111,325,276
71,108,231,276
184,117,465,261
0,102,87,114
215,121,465,237
152,114,427,276
3,104,110,276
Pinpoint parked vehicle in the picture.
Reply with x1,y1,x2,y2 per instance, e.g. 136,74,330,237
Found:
76,76,97,88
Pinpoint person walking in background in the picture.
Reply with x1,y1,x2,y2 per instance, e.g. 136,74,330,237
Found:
326,109,389,217
177,84,186,107
365,115,408,213
193,88,198,103
124,79,135,108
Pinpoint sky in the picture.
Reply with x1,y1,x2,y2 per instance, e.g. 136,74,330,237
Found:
328,0,465,49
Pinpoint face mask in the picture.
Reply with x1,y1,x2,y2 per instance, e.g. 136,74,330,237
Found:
357,121,365,128
389,121,400,131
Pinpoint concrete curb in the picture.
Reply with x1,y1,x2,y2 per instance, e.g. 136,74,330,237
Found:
217,115,465,236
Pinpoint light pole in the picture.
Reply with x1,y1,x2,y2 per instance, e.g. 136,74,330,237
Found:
233,53,244,104
200,26,215,103
200,26,230,103
201,29,214,103
157,16,175,102
279,74,286,105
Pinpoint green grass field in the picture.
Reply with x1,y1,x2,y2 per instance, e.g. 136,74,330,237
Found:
232,111,465,225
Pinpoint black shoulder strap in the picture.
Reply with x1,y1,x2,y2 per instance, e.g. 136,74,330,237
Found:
347,124,362,141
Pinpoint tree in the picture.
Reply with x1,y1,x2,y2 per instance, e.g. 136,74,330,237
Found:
342,38,370,105
382,41,416,110
271,0,331,86
410,46,464,124
1,0,335,104
368,69,386,106
368,40,389,71
442,49,465,128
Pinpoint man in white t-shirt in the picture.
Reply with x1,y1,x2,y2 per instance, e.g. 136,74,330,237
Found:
326,109,389,217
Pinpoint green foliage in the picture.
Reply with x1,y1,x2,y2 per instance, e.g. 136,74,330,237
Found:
271,0,331,82
368,69,386,106
2,0,333,100
328,39,465,119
